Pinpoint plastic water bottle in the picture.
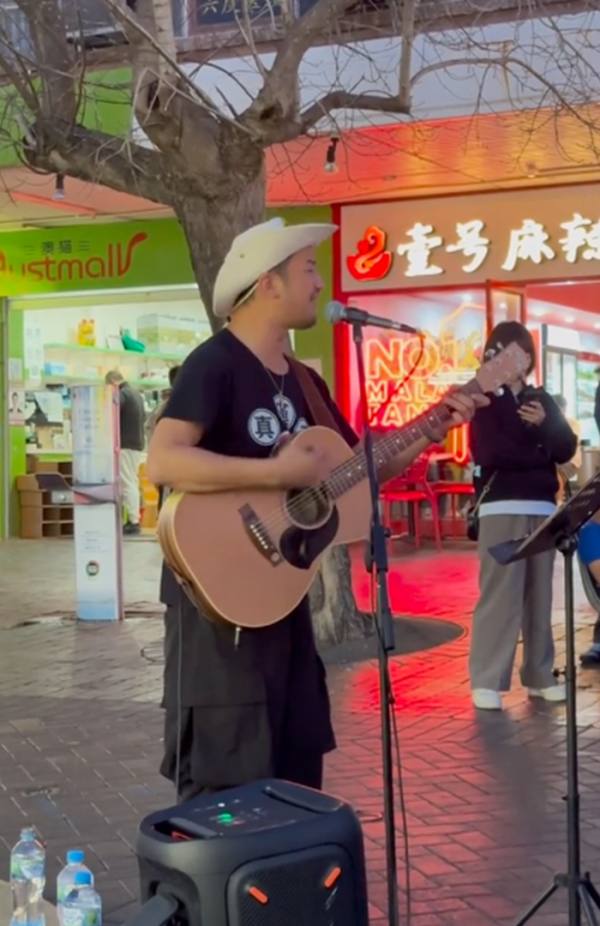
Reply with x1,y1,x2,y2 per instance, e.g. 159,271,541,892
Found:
61,872,102,926
57,850,94,906
10,826,46,926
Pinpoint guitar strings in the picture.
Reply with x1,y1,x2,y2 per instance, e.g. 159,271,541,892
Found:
254,403,452,534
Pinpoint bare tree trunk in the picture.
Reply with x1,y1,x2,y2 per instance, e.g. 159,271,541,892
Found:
309,546,373,645
173,166,267,332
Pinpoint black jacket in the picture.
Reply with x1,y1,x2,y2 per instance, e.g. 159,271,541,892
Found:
594,381,600,438
119,382,145,451
471,386,577,504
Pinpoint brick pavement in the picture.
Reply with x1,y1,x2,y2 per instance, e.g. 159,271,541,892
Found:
0,536,163,629
1,542,600,925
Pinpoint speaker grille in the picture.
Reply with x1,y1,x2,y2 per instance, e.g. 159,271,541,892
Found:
228,846,356,926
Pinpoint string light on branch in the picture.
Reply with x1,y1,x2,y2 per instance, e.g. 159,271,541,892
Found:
54,174,65,201
324,137,339,174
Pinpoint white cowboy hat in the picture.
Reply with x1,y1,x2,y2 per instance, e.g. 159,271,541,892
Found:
213,217,338,319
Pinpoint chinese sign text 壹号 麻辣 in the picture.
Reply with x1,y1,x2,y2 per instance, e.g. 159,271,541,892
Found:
346,213,600,283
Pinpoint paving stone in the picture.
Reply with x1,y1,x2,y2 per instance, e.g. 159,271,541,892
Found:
1,543,600,923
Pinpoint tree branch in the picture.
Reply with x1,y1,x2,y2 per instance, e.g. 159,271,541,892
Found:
399,0,416,110
299,90,411,135
14,0,76,122
100,0,223,120
240,0,359,132
24,119,179,205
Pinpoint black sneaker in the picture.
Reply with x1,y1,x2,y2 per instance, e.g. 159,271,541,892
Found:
580,645,600,667
123,522,142,536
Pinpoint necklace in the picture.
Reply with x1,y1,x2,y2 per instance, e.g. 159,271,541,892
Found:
262,366,289,429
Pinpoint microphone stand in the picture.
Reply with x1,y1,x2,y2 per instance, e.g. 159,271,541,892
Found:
352,321,400,926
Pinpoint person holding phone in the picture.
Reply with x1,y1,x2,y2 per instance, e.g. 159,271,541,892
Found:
469,321,577,711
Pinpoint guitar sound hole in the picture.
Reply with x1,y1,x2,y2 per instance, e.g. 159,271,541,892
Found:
284,485,332,529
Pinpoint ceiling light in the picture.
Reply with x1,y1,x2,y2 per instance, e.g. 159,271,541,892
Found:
594,322,600,329
499,302,507,309
463,294,473,303
564,316,575,323
530,307,545,317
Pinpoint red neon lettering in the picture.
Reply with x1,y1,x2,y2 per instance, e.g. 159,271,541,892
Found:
361,331,476,465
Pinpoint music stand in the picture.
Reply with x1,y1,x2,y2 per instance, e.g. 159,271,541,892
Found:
490,471,600,926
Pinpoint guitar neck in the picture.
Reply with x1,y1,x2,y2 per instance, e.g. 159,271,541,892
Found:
326,378,483,500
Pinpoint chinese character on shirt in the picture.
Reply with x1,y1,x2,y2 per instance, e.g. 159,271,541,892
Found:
559,213,600,263
446,219,490,273
502,219,555,271
397,222,443,277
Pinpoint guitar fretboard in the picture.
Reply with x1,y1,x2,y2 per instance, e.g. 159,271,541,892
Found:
325,377,483,500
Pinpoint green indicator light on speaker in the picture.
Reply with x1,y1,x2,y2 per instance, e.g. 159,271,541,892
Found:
218,812,234,824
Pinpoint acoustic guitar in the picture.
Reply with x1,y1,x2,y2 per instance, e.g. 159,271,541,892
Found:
158,341,528,629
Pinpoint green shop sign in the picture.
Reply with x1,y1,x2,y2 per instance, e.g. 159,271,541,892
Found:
0,220,196,296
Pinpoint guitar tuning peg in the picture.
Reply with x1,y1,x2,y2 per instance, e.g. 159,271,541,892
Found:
495,387,505,397
485,349,495,359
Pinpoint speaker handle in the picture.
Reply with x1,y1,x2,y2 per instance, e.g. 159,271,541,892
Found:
264,783,344,814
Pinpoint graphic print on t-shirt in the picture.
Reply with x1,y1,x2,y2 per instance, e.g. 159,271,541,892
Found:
273,394,296,429
248,391,306,446
248,407,282,446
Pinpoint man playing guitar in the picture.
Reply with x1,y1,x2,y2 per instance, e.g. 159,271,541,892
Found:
147,218,485,800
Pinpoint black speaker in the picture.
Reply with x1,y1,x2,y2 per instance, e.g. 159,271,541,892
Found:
136,779,369,926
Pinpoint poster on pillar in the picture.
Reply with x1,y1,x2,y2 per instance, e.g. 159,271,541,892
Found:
71,385,123,622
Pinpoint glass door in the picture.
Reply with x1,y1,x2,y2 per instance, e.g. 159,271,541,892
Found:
544,348,563,398
485,281,526,337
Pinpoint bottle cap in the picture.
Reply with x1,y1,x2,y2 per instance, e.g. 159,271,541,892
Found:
67,850,84,865
74,872,92,886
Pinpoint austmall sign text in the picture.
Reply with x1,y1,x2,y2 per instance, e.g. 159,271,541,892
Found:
0,232,148,284
339,184,600,290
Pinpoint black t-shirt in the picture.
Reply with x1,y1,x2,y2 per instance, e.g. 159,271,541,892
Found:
159,327,358,604
158,328,359,731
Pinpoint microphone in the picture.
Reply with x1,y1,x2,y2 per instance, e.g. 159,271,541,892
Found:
325,301,422,335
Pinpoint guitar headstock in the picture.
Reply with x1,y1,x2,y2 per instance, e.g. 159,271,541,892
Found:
475,341,529,395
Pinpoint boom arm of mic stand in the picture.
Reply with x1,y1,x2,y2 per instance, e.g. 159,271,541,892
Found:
121,894,179,926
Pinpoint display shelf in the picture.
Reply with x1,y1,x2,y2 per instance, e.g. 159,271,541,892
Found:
40,374,169,389
44,343,185,362
17,460,74,540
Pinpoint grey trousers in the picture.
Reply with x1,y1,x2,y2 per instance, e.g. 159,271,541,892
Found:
469,513,556,692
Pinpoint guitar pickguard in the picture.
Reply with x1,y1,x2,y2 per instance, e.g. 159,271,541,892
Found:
279,508,340,570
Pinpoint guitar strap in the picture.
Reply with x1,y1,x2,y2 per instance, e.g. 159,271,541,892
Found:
287,356,342,436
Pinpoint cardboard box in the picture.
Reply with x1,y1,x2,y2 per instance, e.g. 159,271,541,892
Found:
16,475,39,491
19,491,43,508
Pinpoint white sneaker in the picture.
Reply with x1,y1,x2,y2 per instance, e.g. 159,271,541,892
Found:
528,684,567,702
472,689,503,710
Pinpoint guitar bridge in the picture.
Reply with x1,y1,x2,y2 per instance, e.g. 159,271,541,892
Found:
238,504,283,567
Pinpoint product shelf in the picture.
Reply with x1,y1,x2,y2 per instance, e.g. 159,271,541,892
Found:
43,343,185,362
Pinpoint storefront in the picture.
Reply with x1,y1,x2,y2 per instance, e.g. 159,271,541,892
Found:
332,183,600,467
0,207,334,538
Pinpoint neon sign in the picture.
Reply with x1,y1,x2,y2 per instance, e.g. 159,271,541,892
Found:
357,331,480,465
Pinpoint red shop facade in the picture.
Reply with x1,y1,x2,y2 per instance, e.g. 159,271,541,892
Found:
331,183,600,467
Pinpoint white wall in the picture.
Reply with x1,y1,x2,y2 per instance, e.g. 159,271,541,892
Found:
165,12,600,131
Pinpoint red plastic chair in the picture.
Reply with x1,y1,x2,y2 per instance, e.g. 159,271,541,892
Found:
380,454,442,550
428,470,474,539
